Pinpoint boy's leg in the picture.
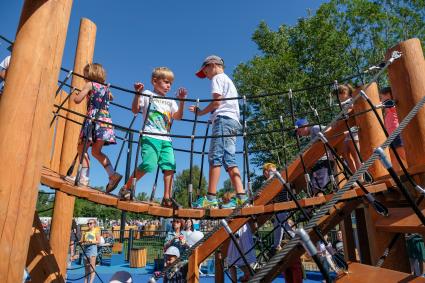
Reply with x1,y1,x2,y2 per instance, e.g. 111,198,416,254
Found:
205,118,225,200
158,140,176,200
123,137,159,190
228,166,243,194
208,165,221,195
163,170,173,199
222,117,245,201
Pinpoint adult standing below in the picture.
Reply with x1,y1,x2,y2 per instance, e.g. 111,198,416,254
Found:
81,219,100,283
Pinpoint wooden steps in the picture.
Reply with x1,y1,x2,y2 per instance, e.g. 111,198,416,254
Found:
336,262,425,282
375,207,425,234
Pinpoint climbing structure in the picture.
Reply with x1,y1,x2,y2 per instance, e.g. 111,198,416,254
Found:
1,2,425,283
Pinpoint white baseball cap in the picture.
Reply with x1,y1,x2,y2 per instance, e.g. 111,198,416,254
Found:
164,246,180,258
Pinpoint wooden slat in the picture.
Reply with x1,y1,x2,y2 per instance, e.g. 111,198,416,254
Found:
336,262,425,283
148,206,173,217
176,208,205,219
87,193,118,207
209,208,232,218
375,207,425,234
40,167,65,189
59,183,93,199
117,201,149,213
241,205,264,216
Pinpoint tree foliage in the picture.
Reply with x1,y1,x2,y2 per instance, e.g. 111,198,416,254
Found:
234,0,425,186
173,166,208,207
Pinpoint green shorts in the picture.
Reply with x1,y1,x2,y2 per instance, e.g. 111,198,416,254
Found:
138,136,176,173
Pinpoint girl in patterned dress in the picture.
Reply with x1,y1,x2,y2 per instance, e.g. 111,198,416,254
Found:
66,63,122,191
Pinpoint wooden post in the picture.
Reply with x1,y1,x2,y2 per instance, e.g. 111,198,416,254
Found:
0,0,72,281
215,250,224,283
49,18,96,276
45,90,69,170
187,247,200,283
353,83,389,178
386,38,425,186
340,215,357,262
26,212,64,283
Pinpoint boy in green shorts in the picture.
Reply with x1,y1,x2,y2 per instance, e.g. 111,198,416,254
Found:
111,67,187,207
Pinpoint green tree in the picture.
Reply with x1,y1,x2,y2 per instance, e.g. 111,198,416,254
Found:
36,191,54,217
173,166,207,207
234,0,425,185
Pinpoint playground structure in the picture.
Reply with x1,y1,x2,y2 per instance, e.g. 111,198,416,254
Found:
2,1,425,282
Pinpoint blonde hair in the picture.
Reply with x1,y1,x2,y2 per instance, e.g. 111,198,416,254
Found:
83,63,106,83
152,67,174,82
334,84,354,97
263,162,277,173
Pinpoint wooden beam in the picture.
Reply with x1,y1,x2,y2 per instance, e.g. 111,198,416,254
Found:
26,213,64,282
0,1,72,281
50,18,96,276
353,83,389,179
336,262,425,283
375,207,425,234
387,38,425,191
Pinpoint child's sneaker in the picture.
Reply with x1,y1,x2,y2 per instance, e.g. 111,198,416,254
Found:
118,186,131,201
235,194,249,206
192,196,218,208
64,175,90,187
105,172,123,193
220,198,237,208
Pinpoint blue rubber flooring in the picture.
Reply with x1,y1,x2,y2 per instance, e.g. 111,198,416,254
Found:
66,261,327,282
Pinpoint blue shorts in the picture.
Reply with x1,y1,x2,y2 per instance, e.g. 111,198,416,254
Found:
391,134,403,148
209,116,241,170
84,244,98,258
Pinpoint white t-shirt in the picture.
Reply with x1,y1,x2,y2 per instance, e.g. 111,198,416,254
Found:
0,55,11,86
138,89,178,141
210,73,240,122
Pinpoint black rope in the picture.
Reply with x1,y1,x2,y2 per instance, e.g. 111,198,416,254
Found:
188,102,200,207
197,122,210,199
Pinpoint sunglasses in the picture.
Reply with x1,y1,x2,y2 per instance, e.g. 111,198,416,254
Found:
88,222,95,225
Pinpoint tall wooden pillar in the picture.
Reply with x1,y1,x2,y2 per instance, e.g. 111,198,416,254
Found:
45,90,69,170
387,38,425,188
49,18,96,276
26,213,64,282
187,247,200,283
353,83,389,179
0,0,72,281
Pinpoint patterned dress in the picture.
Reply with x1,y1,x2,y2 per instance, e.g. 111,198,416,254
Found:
80,82,116,145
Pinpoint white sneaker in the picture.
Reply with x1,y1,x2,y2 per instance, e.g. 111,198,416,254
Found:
64,175,90,186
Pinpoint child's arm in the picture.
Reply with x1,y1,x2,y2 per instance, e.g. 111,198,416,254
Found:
172,88,187,120
132,82,144,114
188,93,221,116
74,82,92,104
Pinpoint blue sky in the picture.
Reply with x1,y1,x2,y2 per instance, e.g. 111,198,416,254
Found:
1,1,325,200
